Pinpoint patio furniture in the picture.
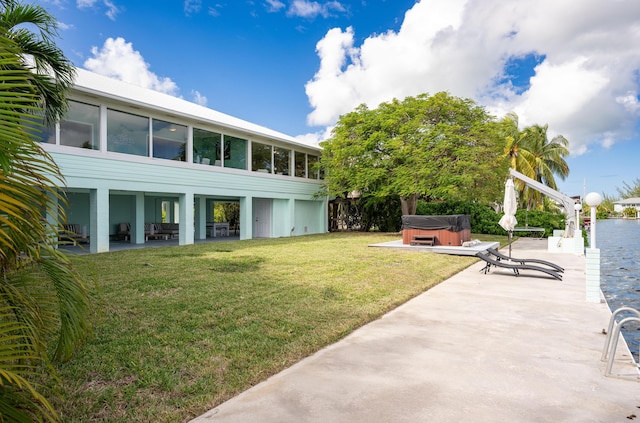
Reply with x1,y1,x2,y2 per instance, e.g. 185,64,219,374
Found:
476,251,562,281
59,223,89,245
116,223,131,241
486,247,564,273
145,223,169,241
207,222,230,237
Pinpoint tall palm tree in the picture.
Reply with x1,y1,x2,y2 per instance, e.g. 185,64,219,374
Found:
520,124,570,209
501,114,570,209
0,1,90,421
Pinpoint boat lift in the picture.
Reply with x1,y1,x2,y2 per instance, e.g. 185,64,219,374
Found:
509,168,578,238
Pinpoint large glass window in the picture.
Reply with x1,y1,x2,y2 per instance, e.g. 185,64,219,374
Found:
274,147,290,176
308,154,319,179
152,119,187,161
252,142,272,173
107,109,149,156
224,135,247,170
60,100,100,149
27,116,54,144
294,151,306,178
193,128,221,166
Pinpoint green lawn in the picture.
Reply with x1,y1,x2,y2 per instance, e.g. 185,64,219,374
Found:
55,232,505,422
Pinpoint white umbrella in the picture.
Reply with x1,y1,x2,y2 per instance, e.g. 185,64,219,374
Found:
498,178,518,257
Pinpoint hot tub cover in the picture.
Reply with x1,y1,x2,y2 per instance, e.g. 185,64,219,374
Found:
401,215,471,232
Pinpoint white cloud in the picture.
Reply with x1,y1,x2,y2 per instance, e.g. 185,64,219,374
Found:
77,0,120,20
265,0,286,13
192,90,208,106
287,0,346,19
76,0,98,7
184,0,202,15
305,0,640,155
104,0,120,20
84,37,180,96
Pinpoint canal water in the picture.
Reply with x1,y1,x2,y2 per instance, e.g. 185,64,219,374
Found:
597,218,640,361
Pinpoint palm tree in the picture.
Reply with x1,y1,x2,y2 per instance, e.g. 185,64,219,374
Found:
520,124,569,209
0,0,75,125
0,1,90,421
501,114,570,210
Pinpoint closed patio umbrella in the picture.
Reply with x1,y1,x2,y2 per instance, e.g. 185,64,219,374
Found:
498,178,518,257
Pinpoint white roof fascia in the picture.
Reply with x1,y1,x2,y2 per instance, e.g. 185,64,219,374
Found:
72,68,321,152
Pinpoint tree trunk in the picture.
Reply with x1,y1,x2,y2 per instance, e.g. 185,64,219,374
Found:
400,194,418,216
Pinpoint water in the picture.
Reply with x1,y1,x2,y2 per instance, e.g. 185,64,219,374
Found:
597,219,640,360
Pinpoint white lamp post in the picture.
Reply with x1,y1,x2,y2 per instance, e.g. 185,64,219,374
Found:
574,203,582,237
585,192,602,249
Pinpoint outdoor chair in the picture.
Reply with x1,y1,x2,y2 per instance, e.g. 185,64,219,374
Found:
486,247,564,273
476,251,562,281
117,223,131,241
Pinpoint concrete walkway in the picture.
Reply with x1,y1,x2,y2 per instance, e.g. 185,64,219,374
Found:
191,238,639,423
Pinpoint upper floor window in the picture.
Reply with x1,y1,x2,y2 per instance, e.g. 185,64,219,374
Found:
60,100,99,150
224,135,247,170
307,154,319,179
252,142,272,173
28,116,54,144
294,151,306,178
274,147,290,176
152,119,187,161
107,108,149,157
193,128,221,165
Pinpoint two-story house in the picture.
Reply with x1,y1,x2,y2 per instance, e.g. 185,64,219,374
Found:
40,69,327,253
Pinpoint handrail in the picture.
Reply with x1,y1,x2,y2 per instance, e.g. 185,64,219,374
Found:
605,316,640,378
601,306,640,380
601,307,640,361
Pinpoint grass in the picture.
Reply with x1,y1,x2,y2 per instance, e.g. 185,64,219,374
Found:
54,232,505,422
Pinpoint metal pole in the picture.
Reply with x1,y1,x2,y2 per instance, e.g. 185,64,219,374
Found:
590,205,596,249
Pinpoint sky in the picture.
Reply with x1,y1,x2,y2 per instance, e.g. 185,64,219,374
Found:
34,0,640,199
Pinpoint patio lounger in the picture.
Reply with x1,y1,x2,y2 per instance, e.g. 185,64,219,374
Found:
476,251,562,281
486,247,564,273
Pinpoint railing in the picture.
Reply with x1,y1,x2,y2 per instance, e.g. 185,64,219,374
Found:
601,306,640,379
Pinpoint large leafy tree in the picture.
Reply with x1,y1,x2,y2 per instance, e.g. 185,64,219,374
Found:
0,1,91,421
320,92,506,218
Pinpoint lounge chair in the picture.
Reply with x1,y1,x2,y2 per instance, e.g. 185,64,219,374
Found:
486,247,564,273
476,251,562,281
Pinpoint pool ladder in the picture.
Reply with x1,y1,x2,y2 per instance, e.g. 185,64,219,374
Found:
601,306,640,380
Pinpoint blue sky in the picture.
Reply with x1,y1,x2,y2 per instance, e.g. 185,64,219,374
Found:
36,0,640,199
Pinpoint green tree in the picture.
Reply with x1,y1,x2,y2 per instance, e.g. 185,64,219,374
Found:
617,178,640,198
320,92,506,220
500,114,570,210
0,1,91,421
0,0,75,125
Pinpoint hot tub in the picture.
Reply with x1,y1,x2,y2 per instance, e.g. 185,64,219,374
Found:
402,215,471,246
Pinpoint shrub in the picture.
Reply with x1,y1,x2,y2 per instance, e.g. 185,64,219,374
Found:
416,200,565,237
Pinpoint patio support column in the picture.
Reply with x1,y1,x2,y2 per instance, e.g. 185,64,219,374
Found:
288,199,296,236
240,196,253,240
89,187,109,253
179,191,195,246
131,193,145,245
320,196,329,233
46,191,60,246
194,196,207,240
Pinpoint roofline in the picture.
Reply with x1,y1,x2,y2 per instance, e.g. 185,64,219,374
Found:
72,69,321,152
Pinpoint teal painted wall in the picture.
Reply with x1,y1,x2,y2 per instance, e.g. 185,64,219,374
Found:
50,151,327,241
294,200,325,236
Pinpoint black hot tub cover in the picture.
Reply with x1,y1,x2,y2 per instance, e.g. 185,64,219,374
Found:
401,215,471,232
